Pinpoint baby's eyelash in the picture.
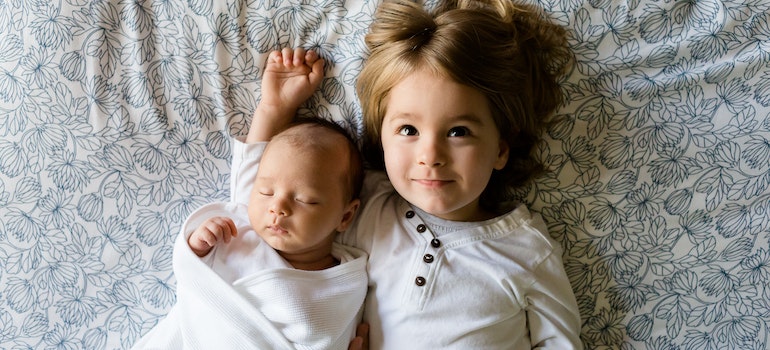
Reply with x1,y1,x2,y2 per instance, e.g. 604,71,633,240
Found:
295,197,319,205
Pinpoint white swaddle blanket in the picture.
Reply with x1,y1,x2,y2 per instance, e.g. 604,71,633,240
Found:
132,203,368,350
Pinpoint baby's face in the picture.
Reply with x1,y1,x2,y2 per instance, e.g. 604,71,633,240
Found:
380,68,509,221
248,137,354,256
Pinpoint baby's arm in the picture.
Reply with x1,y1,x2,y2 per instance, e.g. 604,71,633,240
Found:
246,47,325,143
187,216,238,257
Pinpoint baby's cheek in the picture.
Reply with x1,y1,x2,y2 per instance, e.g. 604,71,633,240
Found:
246,203,264,230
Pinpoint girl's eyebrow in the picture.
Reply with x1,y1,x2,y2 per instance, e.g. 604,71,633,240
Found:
450,114,484,125
386,113,485,125
384,112,416,122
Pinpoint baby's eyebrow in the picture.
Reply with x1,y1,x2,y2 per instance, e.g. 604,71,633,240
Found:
254,176,273,183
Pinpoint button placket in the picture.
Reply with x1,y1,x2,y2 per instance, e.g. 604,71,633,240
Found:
405,209,441,287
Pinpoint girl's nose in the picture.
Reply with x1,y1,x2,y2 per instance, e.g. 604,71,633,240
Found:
417,138,446,167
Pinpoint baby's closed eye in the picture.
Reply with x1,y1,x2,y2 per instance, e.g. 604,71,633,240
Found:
294,196,320,205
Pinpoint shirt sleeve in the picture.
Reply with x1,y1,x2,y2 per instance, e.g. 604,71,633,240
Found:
230,138,267,206
526,241,583,349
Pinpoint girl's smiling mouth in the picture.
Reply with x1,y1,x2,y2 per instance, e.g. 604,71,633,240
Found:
414,179,452,188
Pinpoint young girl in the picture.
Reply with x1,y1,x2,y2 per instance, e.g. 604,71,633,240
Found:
246,0,581,348
348,0,582,348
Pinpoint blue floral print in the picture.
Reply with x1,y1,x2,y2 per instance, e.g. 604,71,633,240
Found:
0,0,768,349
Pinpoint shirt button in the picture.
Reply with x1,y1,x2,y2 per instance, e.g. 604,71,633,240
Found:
416,224,427,233
423,254,434,263
406,210,415,218
415,276,426,286
431,238,441,248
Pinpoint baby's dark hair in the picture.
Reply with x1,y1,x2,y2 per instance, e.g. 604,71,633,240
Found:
357,0,572,210
271,117,364,201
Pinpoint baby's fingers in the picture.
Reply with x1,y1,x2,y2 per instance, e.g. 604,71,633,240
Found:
305,49,318,63
309,57,325,87
281,47,297,67
220,217,238,243
269,49,283,64
188,227,216,255
198,225,220,247
203,217,235,244
292,47,310,66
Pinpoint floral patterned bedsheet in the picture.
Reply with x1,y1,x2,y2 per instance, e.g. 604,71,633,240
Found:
1,0,769,349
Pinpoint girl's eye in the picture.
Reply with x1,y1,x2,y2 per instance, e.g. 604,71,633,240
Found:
397,125,418,136
258,190,273,197
448,126,471,137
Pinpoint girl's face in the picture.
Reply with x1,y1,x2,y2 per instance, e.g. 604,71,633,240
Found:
381,68,509,221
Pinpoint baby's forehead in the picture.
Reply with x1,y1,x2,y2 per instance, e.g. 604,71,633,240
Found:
259,132,350,187
277,123,318,137
272,125,347,150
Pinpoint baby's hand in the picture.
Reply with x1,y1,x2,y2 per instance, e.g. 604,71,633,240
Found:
188,216,238,257
347,323,369,350
246,47,325,142
261,47,325,113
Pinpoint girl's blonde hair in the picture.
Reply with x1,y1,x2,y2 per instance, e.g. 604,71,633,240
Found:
356,0,572,209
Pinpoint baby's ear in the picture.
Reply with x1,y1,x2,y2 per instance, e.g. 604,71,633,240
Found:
337,198,361,232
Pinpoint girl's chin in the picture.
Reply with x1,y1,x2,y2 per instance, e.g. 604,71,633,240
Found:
411,202,460,219
412,201,485,221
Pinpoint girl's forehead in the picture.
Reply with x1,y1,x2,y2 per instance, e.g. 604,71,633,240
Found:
385,70,492,122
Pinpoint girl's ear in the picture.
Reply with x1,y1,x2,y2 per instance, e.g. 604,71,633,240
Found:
494,140,510,170
336,198,361,232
